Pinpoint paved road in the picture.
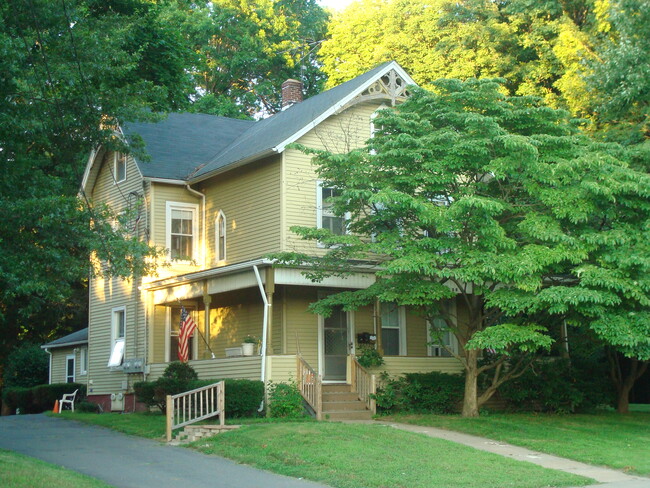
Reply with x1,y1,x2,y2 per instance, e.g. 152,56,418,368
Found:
0,414,330,488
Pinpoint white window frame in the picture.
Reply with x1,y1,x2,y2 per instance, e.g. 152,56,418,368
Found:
166,201,199,263
428,299,459,357
316,181,350,238
215,210,226,263
113,153,127,184
317,300,355,382
380,302,407,356
165,305,197,363
369,104,387,155
79,347,88,375
108,306,126,368
65,354,76,383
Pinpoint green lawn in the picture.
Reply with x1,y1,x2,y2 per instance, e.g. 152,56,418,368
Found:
52,411,592,488
191,422,591,488
387,411,650,476
0,449,113,488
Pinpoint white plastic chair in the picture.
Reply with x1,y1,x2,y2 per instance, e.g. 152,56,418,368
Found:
59,389,78,413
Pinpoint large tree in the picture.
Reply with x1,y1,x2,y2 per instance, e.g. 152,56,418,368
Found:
274,80,649,416
320,0,606,119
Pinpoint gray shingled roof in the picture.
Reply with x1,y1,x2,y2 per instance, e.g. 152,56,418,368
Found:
192,62,394,180
121,62,395,181
122,113,254,180
42,328,88,349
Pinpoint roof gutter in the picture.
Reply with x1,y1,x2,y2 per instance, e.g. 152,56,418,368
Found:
188,149,276,185
41,340,88,350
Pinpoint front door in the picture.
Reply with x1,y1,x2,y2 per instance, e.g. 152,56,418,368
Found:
322,306,349,381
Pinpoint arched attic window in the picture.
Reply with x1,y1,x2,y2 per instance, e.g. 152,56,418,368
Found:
215,210,226,263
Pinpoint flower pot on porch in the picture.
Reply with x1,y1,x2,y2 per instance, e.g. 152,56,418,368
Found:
241,343,255,356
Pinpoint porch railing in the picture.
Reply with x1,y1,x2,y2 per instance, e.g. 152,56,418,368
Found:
166,381,225,442
297,355,322,420
350,357,377,414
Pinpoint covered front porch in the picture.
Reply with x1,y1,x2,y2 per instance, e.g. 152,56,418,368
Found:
142,261,464,389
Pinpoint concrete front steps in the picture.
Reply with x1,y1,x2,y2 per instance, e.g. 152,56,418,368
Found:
321,383,372,421
173,424,240,444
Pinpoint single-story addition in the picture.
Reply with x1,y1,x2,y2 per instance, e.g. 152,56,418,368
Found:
42,328,89,386
79,61,466,419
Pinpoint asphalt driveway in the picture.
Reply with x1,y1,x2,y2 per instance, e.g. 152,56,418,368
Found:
0,414,330,488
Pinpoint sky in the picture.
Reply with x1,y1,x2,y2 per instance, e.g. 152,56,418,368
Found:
317,0,358,11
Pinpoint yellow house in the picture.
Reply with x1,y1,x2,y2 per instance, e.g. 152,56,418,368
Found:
80,62,464,418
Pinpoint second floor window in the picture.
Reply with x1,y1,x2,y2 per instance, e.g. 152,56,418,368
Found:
166,202,198,262
215,211,226,262
114,153,126,183
317,183,347,236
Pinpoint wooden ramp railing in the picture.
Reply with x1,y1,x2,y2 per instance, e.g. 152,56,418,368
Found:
350,357,376,414
166,381,225,442
297,355,322,420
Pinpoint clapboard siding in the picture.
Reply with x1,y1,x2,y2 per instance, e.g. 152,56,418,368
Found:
201,157,282,266
148,356,262,381
49,347,88,386
284,286,319,372
373,357,464,378
267,355,298,383
283,102,381,255
88,151,148,396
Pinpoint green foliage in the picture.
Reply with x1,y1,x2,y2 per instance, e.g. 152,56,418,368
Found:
76,401,101,414
499,357,614,413
268,381,306,418
356,345,385,368
135,377,264,418
373,372,465,414
274,79,649,416
2,383,85,414
162,361,198,382
320,0,604,118
2,343,49,388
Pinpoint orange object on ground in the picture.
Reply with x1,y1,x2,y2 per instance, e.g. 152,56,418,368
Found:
53,400,59,413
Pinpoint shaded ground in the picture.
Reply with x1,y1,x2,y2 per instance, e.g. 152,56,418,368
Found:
0,414,329,488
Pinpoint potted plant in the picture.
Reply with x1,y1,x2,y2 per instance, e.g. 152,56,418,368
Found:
356,344,384,368
241,336,258,356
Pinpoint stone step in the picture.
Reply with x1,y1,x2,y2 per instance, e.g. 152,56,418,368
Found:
324,410,373,421
322,400,368,412
173,424,240,444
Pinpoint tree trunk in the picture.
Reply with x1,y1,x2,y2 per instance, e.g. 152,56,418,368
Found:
615,358,648,414
462,349,480,417
617,383,633,414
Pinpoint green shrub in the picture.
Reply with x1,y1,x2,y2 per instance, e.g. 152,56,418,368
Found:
2,383,84,414
356,345,385,368
268,381,305,418
162,361,198,382
373,371,464,414
3,343,49,388
77,401,100,413
135,376,264,418
499,357,614,413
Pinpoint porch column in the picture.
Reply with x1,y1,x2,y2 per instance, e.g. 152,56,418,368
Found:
203,281,213,358
265,267,275,355
374,298,383,355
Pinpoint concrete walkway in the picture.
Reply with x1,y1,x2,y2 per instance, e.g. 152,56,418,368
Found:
374,420,650,488
0,414,329,488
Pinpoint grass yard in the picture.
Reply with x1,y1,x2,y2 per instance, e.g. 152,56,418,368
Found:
191,422,592,488
0,449,113,488
388,411,650,476
52,411,167,439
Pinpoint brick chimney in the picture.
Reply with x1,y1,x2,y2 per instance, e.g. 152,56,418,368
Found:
281,79,303,110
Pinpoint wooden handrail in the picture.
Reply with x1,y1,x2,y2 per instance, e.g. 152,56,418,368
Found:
297,355,322,420
166,381,225,442
351,357,376,414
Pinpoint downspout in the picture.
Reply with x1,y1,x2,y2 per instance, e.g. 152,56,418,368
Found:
253,265,269,412
44,348,52,384
185,185,206,266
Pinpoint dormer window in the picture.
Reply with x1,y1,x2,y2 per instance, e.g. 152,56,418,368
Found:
215,210,226,262
114,153,127,184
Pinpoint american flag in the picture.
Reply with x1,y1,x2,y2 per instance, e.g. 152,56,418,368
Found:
178,306,197,363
